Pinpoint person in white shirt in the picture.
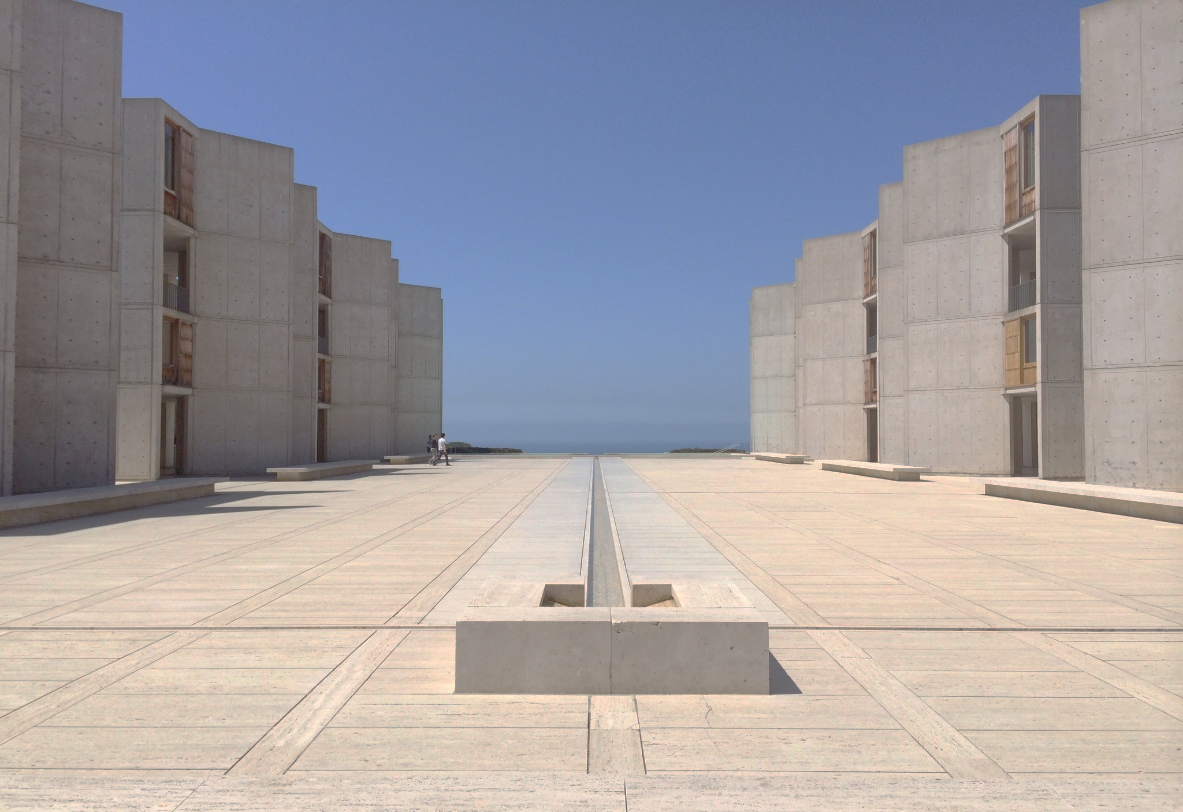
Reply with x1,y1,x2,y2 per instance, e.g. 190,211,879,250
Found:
437,433,449,466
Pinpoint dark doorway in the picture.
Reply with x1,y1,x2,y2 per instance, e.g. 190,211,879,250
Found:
866,409,879,463
160,397,185,476
316,408,328,463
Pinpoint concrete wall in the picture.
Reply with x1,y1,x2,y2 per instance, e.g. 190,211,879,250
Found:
876,182,907,465
1033,95,1085,479
396,282,443,455
796,232,867,460
289,185,317,465
749,283,796,453
186,130,295,476
327,234,394,460
900,127,1009,474
1081,0,1183,490
0,0,20,495
14,0,122,493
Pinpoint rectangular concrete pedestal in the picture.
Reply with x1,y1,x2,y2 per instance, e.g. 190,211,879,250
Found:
456,606,769,695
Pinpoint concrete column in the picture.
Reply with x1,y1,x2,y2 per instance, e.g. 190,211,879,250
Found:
0,0,21,495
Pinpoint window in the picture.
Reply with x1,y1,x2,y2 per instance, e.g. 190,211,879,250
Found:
862,229,877,297
318,233,332,297
163,119,194,226
317,306,329,356
864,358,878,404
866,303,877,355
1022,316,1037,365
164,122,176,192
1004,316,1036,388
1003,115,1036,225
318,358,331,404
1020,117,1036,192
162,317,194,387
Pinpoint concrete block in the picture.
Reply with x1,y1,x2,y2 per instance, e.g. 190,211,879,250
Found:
265,460,376,481
0,477,224,530
1090,267,1145,366
754,453,809,465
1085,146,1143,266
610,608,769,695
455,608,612,695
820,460,929,481
983,478,1183,525
1145,262,1183,364
1144,137,1183,260
59,148,114,267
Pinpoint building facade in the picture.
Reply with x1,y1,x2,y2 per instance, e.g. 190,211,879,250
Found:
1,0,443,494
751,0,1180,491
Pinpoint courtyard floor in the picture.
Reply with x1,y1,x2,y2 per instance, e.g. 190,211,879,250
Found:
0,456,1179,809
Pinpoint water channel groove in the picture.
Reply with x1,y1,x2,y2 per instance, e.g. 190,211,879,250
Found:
587,457,625,607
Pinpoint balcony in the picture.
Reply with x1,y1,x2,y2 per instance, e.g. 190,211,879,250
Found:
164,282,190,313
1008,279,1036,312
866,334,877,355
318,335,329,356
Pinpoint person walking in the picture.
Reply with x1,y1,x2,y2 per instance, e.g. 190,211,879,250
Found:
428,434,438,466
437,433,450,466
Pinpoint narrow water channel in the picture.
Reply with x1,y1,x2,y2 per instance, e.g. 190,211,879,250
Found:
586,457,625,607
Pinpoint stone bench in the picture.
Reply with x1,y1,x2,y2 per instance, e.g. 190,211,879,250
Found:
983,479,1183,525
754,454,811,465
265,460,377,481
382,454,431,465
819,460,930,481
0,478,224,531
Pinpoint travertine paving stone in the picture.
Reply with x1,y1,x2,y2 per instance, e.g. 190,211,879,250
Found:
0,457,1179,807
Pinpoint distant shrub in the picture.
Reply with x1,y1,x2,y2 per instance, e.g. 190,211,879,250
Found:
448,442,523,454
669,448,744,453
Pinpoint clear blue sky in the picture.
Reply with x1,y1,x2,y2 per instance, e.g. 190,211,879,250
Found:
98,0,1094,452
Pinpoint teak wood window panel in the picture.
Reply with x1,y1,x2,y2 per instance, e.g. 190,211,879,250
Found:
863,230,877,297
318,358,331,404
318,233,333,298
864,357,878,404
1004,316,1036,388
162,318,194,387
163,120,195,227
1004,116,1036,226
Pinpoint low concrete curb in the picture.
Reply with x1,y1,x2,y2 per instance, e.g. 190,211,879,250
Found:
820,460,930,481
0,478,225,530
755,454,811,464
383,454,430,465
265,460,377,481
983,479,1183,524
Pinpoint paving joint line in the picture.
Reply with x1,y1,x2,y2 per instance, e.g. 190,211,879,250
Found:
199,468,532,626
807,494,1183,626
2,475,493,627
622,460,1010,781
0,475,457,584
390,459,575,624
732,493,1020,628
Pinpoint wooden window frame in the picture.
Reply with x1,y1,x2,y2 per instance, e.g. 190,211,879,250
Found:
862,229,877,297
1005,316,1036,388
318,232,333,298
163,119,195,227
318,358,331,404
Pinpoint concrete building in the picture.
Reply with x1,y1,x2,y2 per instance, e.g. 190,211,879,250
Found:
2,0,123,495
114,97,444,480
1080,0,1183,490
751,0,1179,490
2,0,444,493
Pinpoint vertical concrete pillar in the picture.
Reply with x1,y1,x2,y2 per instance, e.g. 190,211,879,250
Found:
0,0,21,495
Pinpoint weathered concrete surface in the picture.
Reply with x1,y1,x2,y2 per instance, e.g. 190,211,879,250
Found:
983,478,1183,524
0,476,222,529
265,460,376,481
819,459,931,481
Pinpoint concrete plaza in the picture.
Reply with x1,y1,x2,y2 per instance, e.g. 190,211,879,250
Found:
0,456,1180,809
